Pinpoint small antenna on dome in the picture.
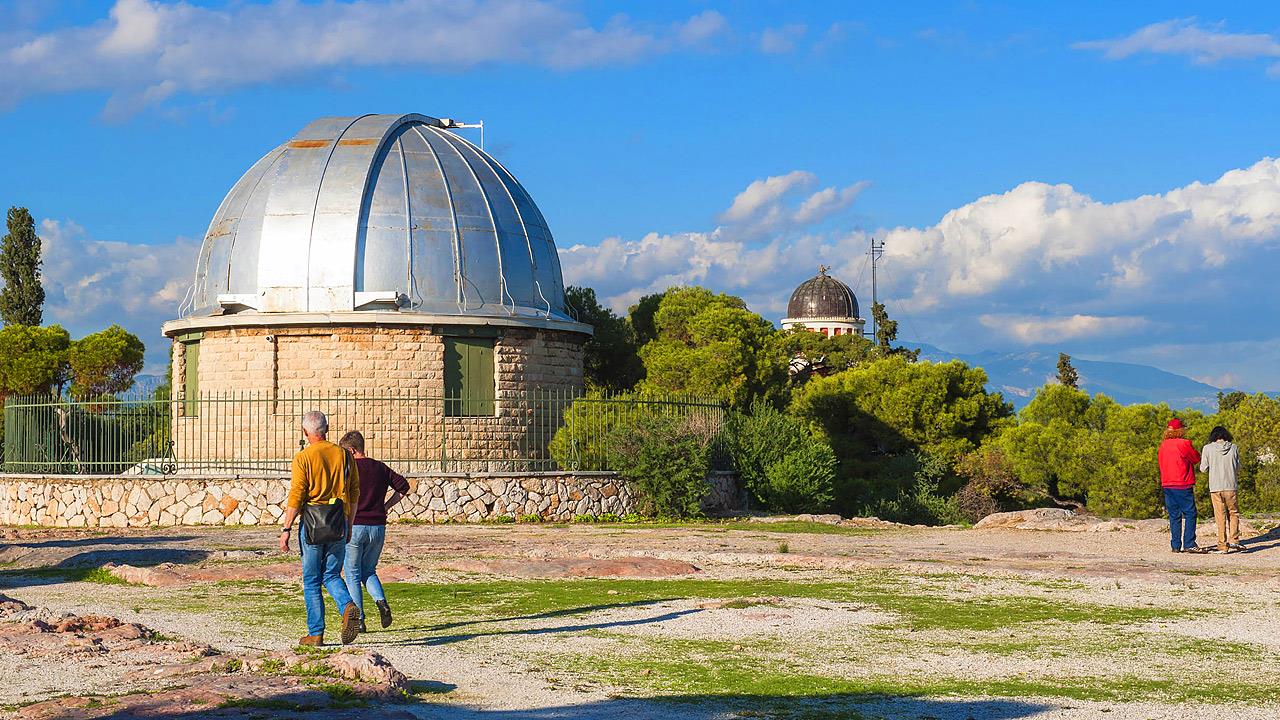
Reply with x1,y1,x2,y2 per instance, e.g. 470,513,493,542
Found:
442,119,485,149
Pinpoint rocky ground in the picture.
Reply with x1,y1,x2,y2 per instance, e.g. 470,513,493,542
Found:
2,512,1279,719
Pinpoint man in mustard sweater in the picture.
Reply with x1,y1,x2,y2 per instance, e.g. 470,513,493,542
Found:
278,410,362,646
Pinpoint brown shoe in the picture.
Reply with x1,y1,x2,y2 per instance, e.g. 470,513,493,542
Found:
340,603,360,645
299,634,323,647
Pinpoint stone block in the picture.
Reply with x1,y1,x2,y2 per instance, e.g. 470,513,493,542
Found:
219,496,239,517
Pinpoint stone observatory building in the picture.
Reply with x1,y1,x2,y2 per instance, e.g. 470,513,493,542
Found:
780,266,865,337
162,113,591,471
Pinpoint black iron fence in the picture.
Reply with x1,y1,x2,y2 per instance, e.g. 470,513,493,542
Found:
1,389,725,476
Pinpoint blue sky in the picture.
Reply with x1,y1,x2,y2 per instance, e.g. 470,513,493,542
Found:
3,1,1280,390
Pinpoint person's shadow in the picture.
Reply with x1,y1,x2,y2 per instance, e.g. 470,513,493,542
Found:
1240,525,1280,553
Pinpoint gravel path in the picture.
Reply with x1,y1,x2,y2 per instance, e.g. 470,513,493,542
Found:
3,521,1280,719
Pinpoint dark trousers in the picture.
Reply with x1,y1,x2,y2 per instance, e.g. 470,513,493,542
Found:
1163,487,1198,551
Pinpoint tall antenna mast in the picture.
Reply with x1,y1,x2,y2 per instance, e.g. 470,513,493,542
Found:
868,236,884,339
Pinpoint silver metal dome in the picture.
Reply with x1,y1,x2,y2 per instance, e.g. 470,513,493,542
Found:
184,114,568,321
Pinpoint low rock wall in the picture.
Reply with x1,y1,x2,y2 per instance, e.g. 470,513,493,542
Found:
0,472,637,528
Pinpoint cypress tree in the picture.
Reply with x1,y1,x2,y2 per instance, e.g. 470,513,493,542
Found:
1056,352,1080,389
871,301,898,353
0,207,44,326
870,302,920,361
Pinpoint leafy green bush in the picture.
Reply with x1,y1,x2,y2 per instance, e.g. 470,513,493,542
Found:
789,356,1013,513
868,453,968,526
722,402,836,512
762,441,838,513
547,390,619,471
549,391,725,473
605,411,714,518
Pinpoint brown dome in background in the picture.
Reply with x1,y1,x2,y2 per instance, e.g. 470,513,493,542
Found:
786,267,859,319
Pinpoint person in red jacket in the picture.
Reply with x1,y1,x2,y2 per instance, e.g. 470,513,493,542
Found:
1158,418,1203,553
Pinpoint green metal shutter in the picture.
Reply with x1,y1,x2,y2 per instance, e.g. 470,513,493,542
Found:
444,337,495,417
183,340,200,417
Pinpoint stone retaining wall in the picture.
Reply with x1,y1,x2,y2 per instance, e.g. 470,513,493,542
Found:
0,472,635,528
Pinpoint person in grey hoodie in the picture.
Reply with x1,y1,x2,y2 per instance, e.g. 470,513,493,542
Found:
1200,426,1243,553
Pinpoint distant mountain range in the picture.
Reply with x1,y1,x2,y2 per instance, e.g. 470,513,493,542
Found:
912,343,1229,412
129,374,168,397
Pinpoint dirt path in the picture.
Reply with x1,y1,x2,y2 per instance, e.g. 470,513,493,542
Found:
2,520,1279,719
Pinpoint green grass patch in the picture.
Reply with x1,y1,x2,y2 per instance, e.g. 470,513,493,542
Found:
0,565,134,586
218,697,313,711
303,680,368,707
180,573,1183,638
550,635,1280,705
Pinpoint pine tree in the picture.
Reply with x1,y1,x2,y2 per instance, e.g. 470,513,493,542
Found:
1056,352,1079,389
0,207,44,326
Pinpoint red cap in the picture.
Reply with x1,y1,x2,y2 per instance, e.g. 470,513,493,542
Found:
1167,418,1184,430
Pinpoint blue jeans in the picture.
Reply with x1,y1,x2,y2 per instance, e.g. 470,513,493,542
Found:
1163,488,1198,551
344,524,387,618
300,525,354,637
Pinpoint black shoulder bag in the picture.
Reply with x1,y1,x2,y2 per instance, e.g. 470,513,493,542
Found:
302,451,352,545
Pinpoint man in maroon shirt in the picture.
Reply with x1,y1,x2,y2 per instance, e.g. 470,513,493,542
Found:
1158,418,1204,554
338,431,411,631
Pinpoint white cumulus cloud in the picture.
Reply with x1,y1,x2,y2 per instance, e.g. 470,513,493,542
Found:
560,157,1280,387
0,0,731,118
1075,18,1280,74
793,181,870,224
759,23,807,54
34,219,199,364
720,170,817,223
978,314,1149,344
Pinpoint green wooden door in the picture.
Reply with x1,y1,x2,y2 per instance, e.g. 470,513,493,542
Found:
182,340,200,417
444,337,495,416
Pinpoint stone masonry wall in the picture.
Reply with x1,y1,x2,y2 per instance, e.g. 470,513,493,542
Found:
0,472,632,528
170,325,585,472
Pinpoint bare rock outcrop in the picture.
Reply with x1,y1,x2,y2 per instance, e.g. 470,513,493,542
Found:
974,508,1261,536
2,596,419,718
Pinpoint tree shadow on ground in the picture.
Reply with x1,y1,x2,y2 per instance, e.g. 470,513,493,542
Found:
369,607,702,648
386,597,677,636
410,694,1059,720
0,546,209,590
55,689,1057,720
3,534,200,550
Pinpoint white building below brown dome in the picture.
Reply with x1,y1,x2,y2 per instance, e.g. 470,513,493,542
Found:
780,267,866,338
